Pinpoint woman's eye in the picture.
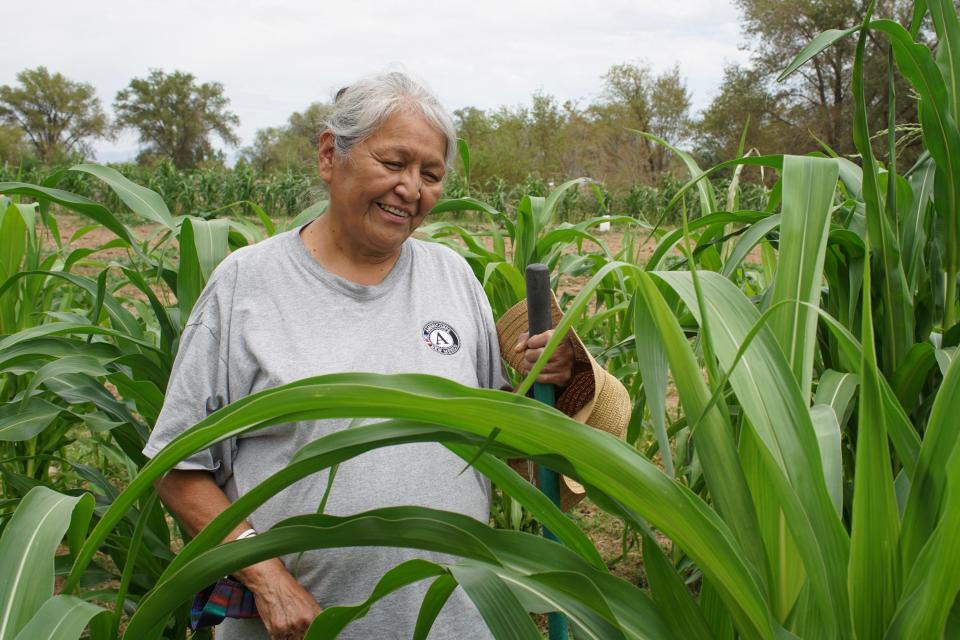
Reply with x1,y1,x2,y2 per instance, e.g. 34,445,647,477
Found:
423,172,441,183
382,161,402,170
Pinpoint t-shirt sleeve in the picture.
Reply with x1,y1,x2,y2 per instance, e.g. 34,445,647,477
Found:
471,275,509,390
142,259,236,485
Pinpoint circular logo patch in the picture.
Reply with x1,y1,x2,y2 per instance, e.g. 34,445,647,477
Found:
422,321,461,355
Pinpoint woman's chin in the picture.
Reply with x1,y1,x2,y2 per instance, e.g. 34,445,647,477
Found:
363,229,411,256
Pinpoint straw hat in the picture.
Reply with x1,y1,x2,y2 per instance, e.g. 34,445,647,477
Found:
496,296,631,511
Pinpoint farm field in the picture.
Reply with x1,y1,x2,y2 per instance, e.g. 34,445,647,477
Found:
47,211,669,585
1,1,960,639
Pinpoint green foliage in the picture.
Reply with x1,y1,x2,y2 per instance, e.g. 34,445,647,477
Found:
0,2,959,638
445,62,693,189
0,67,110,163
240,102,333,172
0,159,318,220
0,125,30,166
113,69,240,169
695,0,928,162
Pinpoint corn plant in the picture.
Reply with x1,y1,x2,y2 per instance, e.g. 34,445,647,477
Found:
1,1,959,637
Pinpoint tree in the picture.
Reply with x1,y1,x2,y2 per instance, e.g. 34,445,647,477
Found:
716,0,920,157
694,64,807,165
0,123,31,165
593,62,692,179
242,102,332,172
449,62,692,189
0,66,109,162
114,69,240,168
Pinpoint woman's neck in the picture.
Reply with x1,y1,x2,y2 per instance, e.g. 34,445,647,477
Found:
300,216,401,286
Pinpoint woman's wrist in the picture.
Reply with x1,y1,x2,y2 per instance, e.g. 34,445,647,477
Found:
235,527,257,540
235,557,290,593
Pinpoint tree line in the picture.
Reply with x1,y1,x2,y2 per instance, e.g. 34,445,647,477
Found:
2,0,945,189
0,68,239,167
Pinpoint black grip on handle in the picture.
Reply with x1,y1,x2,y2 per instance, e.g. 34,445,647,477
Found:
525,264,553,335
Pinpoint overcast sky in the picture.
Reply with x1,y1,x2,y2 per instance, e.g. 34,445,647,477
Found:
4,0,751,162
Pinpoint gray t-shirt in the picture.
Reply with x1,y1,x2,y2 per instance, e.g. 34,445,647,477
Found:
144,225,506,639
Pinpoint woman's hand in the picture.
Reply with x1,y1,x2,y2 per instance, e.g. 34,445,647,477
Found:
513,329,575,388
156,470,322,639
237,559,323,640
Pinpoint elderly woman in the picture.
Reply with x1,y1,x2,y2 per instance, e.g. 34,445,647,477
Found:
144,71,577,640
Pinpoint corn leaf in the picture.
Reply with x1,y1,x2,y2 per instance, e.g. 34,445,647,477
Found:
0,182,138,248
777,27,861,82
413,575,457,640
642,533,714,638
813,370,859,430
11,595,107,640
655,271,851,638
0,270,145,342
0,203,27,333
851,16,914,375
872,17,960,330
305,559,446,638
633,130,717,217
887,358,960,637
632,294,673,476
449,563,542,639
809,405,842,515
176,218,204,322
71,164,174,230
927,0,960,126
540,178,593,230
768,155,840,402
900,343,960,573
902,155,935,290
847,156,902,637
72,372,774,639
182,217,230,281
633,275,766,583
721,214,782,278
0,488,94,640
648,211,769,271
287,199,328,229
128,506,673,639
0,398,62,442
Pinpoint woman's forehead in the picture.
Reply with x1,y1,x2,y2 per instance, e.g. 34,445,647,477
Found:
365,113,446,163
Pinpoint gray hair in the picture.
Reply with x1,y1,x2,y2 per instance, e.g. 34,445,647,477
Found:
325,71,457,171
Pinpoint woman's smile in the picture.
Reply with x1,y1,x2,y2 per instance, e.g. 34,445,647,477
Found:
376,201,415,220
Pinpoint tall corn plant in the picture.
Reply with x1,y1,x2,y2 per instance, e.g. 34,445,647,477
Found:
0,163,286,638
3,2,960,635
421,144,641,319
50,186,960,640
4,147,956,639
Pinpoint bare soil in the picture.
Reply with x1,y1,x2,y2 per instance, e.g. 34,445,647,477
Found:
52,214,177,305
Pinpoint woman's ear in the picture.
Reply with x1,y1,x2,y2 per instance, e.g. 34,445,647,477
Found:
318,129,336,183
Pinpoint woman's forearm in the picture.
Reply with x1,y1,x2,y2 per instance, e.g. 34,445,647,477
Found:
156,469,324,635
155,469,288,589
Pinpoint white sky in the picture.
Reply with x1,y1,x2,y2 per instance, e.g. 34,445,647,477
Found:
3,0,751,162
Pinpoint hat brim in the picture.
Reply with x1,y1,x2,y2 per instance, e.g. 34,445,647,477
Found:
496,295,631,510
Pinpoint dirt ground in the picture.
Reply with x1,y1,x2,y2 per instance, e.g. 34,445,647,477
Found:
51,213,668,304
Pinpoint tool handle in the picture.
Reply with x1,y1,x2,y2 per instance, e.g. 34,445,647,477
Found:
524,264,568,640
525,263,553,336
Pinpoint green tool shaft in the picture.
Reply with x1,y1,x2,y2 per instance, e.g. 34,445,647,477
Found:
525,263,568,640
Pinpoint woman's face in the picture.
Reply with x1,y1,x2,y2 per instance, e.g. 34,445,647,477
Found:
318,110,446,257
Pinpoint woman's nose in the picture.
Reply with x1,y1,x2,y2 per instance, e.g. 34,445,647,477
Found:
396,171,421,201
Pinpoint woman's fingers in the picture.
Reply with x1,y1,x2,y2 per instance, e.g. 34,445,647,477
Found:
246,565,323,640
514,330,574,387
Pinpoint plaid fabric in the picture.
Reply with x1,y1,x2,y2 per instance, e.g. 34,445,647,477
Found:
190,577,260,629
